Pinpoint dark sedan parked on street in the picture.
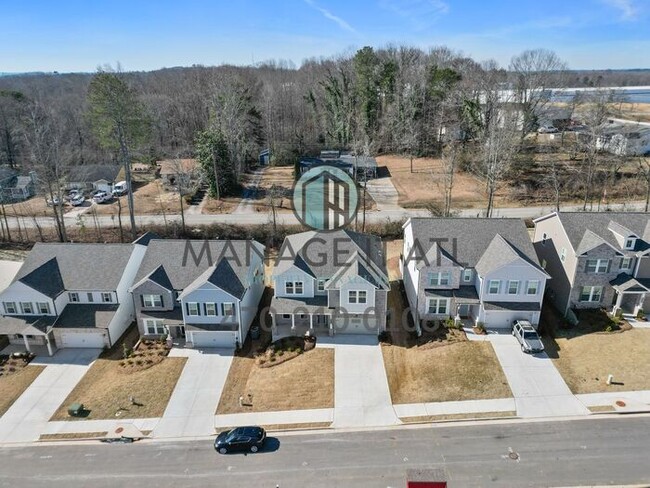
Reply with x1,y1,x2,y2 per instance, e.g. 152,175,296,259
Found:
214,426,266,454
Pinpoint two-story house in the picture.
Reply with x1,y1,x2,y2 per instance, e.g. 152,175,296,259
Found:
533,212,650,317
402,218,549,333
130,239,265,348
270,229,389,339
0,234,153,354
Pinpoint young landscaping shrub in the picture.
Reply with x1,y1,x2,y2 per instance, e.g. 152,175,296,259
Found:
444,317,456,329
270,356,276,362
122,344,132,360
135,359,143,366
605,325,613,333
475,322,486,334
278,350,284,357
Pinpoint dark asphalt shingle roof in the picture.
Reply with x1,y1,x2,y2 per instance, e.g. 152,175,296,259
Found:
407,218,542,271
67,164,122,184
555,212,650,253
134,239,259,294
270,295,329,314
53,304,118,329
140,307,184,326
483,301,542,311
0,315,56,335
13,243,135,295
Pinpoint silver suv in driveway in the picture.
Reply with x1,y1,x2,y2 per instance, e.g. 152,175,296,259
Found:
512,320,544,354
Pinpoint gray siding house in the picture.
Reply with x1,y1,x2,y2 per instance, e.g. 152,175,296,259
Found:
270,229,389,339
533,212,650,317
0,235,152,354
402,218,549,333
130,239,265,349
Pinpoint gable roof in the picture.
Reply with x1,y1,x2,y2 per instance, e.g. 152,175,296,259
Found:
475,234,548,276
273,229,388,280
555,212,650,253
406,218,541,270
178,258,247,300
133,239,260,293
11,243,135,295
67,164,122,184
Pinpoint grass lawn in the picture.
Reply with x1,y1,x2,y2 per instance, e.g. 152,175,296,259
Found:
216,348,334,414
50,327,187,421
544,328,650,394
0,365,45,416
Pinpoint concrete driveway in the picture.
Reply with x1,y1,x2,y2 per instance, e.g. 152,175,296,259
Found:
0,348,101,443
365,177,402,211
153,347,233,438
489,335,589,418
320,335,400,428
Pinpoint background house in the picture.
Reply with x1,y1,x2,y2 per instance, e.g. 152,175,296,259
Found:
157,159,199,188
0,168,37,203
66,164,123,193
596,120,650,156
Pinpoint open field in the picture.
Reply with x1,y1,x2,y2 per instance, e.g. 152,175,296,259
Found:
216,348,334,414
0,365,45,416
544,328,650,394
617,102,650,123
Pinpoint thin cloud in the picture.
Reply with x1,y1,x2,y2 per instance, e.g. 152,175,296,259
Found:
601,0,637,20
304,0,359,35
380,0,450,30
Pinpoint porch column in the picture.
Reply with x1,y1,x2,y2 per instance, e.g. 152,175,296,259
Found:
291,314,296,330
454,304,461,325
639,293,647,317
328,315,334,336
45,332,54,356
271,313,277,336
22,334,32,353
309,314,314,330
613,291,624,316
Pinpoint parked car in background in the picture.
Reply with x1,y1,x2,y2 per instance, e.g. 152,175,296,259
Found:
537,125,559,134
112,180,129,196
46,196,62,206
92,191,112,204
512,320,544,354
214,426,266,454
68,189,84,200
70,195,85,206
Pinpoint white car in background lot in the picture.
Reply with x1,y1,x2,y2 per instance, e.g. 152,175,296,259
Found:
92,191,113,204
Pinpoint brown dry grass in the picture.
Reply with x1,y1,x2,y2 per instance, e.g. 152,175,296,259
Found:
92,179,184,216
377,154,497,209
543,328,650,394
382,341,512,404
588,405,616,413
0,365,45,416
400,411,517,423
39,432,108,441
216,348,334,414
619,102,650,123
219,422,331,432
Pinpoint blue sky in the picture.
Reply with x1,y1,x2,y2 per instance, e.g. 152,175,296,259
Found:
1,0,648,72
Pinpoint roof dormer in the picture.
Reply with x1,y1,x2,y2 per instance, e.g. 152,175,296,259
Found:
624,236,636,250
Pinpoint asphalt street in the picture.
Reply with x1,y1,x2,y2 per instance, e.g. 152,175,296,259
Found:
1,416,650,487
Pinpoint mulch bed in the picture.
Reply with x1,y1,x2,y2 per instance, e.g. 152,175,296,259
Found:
118,339,171,373
0,352,36,378
255,336,316,368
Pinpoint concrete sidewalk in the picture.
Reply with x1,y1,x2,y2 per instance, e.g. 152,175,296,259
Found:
152,348,233,438
215,408,334,429
0,349,100,443
489,335,589,418
394,398,516,419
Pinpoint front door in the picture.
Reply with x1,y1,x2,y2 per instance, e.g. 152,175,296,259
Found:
178,326,186,338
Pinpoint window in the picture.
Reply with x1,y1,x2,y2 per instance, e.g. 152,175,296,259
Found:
508,281,520,295
358,290,367,304
20,302,33,314
285,281,303,295
3,302,16,314
625,238,635,250
463,269,472,282
187,302,200,316
204,303,217,316
68,292,79,303
317,279,328,292
142,294,163,308
37,302,50,314
620,257,633,271
282,314,291,319
427,298,449,314
580,286,603,302
560,248,567,262
428,272,450,286
101,293,112,303
488,280,500,294
526,280,540,295
222,303,235,316
348,290,368,304
586,259,610,274
87,293,94,302
145,319,167,336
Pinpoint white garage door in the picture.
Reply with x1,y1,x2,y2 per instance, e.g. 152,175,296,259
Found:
334,316,378,334
190,331,236,348
485,311,535,330
60,332,105,348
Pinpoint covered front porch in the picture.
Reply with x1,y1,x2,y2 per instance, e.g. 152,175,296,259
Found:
0,315,57,356
452,286,481,327
270,296,333,340
611,275,650,317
